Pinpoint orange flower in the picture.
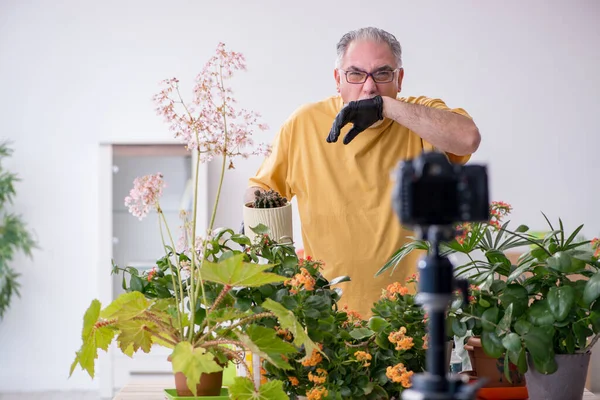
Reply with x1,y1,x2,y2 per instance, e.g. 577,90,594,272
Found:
301,344,324,367
386,363,414,388
354,350,372,367
307,386,328,400
592,238,600,258
288,376,299,386
285,267,316,294
388,327,414,351
383,282,410,299
308,368,328,385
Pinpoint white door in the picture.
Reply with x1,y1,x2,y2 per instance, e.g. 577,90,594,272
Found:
98,143,207,397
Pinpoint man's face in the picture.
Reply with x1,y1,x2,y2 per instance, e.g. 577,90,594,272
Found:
334,39,404,104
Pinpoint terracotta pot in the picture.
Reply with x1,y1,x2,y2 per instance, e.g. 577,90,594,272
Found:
168,355,225,397
525,351,591,400
464,336,525,388
243,202,293,244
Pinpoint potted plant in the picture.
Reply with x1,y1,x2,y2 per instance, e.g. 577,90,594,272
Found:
243,189,293,244
68,43,321,399
0,141,36,320
377,201,529,388
262,274,429,399
462,217,600,400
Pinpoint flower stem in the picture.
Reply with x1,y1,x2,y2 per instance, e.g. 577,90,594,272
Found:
157,207,185,339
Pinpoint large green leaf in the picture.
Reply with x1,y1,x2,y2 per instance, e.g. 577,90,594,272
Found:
69,300,117,378
481,331,504,358
498,284,529,318
481,307,499,332
583,274,600,306
524,327,556,374
228,376,288,400
170,342,223,397
547,286,575,321
235,325,295,370
200,254,285,287
117,319,155,354
501,332,522,366
261,298,322,363
547,252,574,273
527,300,555,325
349,327,375,340
367,316,390,333
101,291,150,320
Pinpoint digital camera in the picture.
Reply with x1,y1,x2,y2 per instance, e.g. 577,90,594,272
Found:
393,152,489,228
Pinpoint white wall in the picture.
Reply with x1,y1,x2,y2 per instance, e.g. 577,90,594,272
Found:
0,0,598,392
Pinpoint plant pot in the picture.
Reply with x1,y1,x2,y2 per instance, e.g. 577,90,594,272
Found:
464,336,525,388
243,202,293,244
168,355,225,397
524,351,591,400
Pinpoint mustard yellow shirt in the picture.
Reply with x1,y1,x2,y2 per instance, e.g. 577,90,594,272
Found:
249,95,472,317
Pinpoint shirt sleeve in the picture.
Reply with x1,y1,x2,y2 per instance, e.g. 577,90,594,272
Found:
414,97,474,165
247,122,295,200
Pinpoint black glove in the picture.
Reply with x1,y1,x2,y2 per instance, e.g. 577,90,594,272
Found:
326,95,384,145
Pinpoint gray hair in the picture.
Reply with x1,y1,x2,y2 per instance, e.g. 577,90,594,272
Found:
335,27,403,68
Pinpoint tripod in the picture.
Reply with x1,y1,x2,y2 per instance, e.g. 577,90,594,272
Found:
402,226,486,400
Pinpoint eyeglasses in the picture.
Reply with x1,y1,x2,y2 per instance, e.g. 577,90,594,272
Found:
339,68,401,84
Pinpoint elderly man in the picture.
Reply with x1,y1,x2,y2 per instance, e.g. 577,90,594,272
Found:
246,27,480,316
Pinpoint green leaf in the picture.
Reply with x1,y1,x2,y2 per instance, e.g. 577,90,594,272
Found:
547,252,573,273
514,319,533,336
101,291,150,320
547,286,575,321
349,327,375,340
527,300,555,325
130,275,144,292
502,332,522,366
452,318,467,337
201,254,285,287
82,300,101,340
229,234,252,246
261,298,322,364
507,260,535,283
249,223,269,235
170,342,222,397
485,250,511,271
117,319,155,353
496,303,513,337
524,326,555,372
235,325,296,370
583,274,600,306
228,377,288,400
517,347,527,373
367,316,390,333
503,352,512,383
482,307,499,332
481,331,504,358
328,275,351,286
515,225,529,233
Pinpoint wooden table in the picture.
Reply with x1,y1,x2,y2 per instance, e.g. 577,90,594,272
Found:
113,382,600,399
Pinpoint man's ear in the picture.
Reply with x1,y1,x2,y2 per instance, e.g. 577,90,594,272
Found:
397,68,405,93
334,69,341,92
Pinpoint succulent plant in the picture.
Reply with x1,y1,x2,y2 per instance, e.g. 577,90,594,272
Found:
253,189,288,209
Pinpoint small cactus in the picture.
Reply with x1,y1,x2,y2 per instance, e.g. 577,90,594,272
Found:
253,189,288,208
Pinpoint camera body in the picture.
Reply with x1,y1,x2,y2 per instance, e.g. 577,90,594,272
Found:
393,151,489,228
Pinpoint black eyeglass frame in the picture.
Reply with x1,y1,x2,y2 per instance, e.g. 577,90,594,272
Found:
338,68,402,84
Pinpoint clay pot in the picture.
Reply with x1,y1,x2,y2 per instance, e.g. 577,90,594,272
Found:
464,336,525,388
173,369,224,397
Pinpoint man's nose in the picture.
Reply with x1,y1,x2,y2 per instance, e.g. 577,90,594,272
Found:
362,75,378,93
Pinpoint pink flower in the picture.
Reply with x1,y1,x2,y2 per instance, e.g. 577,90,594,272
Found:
152,43,271,162
124,173,166,220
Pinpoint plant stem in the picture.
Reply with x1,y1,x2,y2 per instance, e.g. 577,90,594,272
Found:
584,332,600,353
157,207,185,339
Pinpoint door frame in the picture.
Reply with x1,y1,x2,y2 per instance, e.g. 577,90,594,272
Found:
98,141,208,398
